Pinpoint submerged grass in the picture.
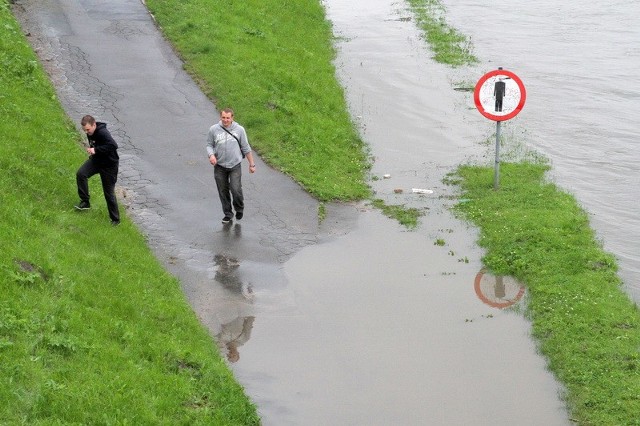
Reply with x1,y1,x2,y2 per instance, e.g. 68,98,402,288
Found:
405,0,478,67
453,162,640,425
0,2,258,423
371,199,424,229
145,0,371,202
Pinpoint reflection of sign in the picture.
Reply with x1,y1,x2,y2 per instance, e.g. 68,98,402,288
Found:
474,269,526,309
474,69,526,121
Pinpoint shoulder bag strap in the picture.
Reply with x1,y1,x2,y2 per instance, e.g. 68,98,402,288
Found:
221,126,245,158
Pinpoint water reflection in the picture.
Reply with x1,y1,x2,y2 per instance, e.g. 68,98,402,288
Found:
474,269,526,309
212,253,255,363
222,222,242,239
216,315,255,363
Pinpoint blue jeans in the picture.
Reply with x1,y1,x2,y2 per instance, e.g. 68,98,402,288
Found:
214,163,243,218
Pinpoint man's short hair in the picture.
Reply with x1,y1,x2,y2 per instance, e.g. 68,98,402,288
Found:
221,108,234,116
81,115,96,126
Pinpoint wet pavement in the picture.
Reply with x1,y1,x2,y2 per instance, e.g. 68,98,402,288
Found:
13,0,570,424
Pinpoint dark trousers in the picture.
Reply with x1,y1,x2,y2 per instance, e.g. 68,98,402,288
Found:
76,158,120,222
214,163,243,218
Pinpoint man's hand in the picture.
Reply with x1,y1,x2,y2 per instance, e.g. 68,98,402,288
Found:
209,154,217,166
86,147,95,155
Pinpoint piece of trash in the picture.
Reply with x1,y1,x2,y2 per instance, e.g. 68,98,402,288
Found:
393,188,403,193
383,174,391,179
411,188,434,194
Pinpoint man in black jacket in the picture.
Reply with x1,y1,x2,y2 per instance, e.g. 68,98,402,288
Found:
75,115,121,226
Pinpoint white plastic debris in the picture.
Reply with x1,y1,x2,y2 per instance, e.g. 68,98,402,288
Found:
383,174,391,179
411,188,434,194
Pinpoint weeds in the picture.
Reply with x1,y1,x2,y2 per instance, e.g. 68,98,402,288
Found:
318,202,327,223
370,199,423,229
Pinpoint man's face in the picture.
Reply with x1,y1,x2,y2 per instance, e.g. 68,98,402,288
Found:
82,122,97,136
220,111,234,128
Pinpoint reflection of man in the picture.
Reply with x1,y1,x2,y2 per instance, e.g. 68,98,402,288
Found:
216,316,255,363
494,78,506,112
211,253,254,362
214,254,242,292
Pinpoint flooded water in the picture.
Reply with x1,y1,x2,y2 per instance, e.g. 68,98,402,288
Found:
440,0,640,302
234,0,569,424
15,0,636,424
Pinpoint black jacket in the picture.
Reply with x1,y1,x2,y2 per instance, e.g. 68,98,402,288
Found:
87,122,119,166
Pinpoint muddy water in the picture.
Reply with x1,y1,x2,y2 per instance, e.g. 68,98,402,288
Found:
440,0,640,302
257,213,568,425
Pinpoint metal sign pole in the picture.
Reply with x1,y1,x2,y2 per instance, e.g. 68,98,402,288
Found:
474,67,526,191
494,120,501,190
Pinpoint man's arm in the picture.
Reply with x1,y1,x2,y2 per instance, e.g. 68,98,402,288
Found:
246,151,256,173
206,127,217,165
92,128,118,154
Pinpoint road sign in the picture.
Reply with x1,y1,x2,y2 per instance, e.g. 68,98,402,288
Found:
474,69,526,121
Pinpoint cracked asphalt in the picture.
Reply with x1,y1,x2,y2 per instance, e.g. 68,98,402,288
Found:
13,0,571,424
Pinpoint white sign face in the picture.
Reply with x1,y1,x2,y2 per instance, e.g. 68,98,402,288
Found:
477,75,521,117
474,69,526,122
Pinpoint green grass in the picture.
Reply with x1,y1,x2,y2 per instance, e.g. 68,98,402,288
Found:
370,199,424,229
0,2,258,423
453,162,640,425
145,0,371,202
405,0,478,67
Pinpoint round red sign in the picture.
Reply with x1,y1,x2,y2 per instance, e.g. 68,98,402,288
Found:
474,69,526,121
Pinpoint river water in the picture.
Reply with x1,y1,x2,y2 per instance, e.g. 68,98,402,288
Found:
439,0,640,302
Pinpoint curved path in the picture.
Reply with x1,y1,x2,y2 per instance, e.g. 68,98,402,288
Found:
14,0,570,424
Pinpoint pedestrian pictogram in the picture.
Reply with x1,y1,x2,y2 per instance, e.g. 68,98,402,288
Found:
474,68,526,122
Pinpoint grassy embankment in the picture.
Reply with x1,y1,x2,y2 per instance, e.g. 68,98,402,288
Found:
0,2,259,424
147,0,640,424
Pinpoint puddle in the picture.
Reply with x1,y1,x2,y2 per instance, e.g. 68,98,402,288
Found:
234,211,568,425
